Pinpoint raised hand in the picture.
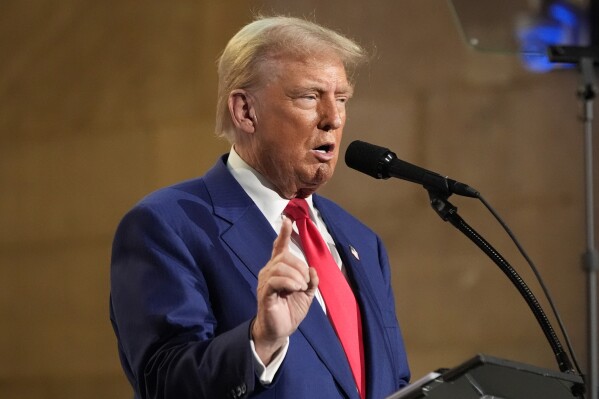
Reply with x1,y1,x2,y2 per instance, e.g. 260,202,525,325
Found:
251,217,319,365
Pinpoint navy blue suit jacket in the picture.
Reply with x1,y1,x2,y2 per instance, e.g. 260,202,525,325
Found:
110,155,410,399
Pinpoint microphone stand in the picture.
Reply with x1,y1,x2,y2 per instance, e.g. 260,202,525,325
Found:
426,189,585,397
548,42,598,399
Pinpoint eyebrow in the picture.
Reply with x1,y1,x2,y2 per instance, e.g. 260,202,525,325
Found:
289,84,354,97
341,86,354,97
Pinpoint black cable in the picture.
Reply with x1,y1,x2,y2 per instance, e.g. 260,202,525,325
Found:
477,193,583,376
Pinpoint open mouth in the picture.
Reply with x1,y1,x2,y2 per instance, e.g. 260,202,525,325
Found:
311,143,336,162
313,143,334,154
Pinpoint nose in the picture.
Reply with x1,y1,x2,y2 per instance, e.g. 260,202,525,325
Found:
317,97,343,132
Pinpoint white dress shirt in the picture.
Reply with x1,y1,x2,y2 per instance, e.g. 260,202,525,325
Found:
226,147,347,384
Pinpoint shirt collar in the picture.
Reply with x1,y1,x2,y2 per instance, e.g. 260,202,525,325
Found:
226,147,316,226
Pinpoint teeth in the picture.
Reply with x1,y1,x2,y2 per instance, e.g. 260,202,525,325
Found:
314,145,331,153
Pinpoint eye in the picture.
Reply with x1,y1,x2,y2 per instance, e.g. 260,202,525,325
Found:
293,94,318,109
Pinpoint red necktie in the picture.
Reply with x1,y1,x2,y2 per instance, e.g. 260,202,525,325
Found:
284,198,365,399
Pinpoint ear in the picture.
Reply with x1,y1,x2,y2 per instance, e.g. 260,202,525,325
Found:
228,89,256,134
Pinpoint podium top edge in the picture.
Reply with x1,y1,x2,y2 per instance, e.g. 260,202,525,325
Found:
442,353,584,384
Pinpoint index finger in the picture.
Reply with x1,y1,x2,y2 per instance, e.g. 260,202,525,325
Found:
272,217,293,257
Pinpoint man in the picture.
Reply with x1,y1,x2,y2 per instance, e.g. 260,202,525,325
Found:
110,16,410,399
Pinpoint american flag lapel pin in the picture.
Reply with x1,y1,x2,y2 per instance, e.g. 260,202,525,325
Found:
350,245,360,260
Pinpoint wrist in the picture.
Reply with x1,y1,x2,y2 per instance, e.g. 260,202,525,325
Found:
250,319,287,365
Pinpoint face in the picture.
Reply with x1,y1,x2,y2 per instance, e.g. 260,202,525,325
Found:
235,53,353,199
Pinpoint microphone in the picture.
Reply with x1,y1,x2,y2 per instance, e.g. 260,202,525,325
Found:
345,140,479,198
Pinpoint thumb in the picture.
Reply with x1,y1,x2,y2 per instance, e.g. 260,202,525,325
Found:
272,217,293,257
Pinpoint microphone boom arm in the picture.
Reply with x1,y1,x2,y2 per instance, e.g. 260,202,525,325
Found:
427,188,578,378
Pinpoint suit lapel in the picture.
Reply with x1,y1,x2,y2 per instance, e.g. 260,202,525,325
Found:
297,304,360,399
203,156,276,281
314,196,392,399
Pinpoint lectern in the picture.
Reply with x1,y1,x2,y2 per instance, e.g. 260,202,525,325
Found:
387,354,585,399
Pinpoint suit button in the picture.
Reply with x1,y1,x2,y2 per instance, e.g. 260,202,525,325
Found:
230,383,247,398
236,383,246,396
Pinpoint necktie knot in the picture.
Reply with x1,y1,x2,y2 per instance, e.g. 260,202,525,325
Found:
284,198,310,222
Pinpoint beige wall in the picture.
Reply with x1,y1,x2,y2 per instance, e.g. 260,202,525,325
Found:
1,1,596,397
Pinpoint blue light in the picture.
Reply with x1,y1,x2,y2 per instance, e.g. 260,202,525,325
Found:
549,3,578,27
517,0,585,73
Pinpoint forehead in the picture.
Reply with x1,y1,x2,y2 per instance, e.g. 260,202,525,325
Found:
258,53,351,91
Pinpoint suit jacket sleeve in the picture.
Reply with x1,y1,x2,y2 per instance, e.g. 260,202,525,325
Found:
110,203,260,399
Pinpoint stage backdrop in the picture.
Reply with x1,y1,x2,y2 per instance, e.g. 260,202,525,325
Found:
0,1,595,398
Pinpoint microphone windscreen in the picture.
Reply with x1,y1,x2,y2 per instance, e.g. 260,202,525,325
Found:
345,140,391,179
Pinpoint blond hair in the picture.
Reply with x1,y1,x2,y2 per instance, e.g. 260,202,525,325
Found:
215,16,367,142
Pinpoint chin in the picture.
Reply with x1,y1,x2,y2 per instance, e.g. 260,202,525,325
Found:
305,173,333,194
315,163,334,182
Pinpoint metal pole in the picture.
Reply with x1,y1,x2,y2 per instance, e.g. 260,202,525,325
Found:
580,58,598,399
586,3,598,397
